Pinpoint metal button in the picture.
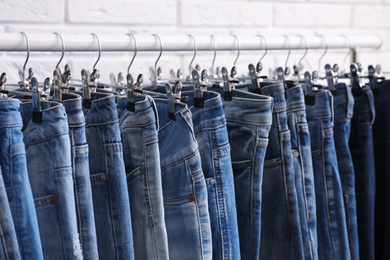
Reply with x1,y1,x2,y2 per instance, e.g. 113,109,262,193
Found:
293,151,300,158
50,196,58,204
210,178,216,185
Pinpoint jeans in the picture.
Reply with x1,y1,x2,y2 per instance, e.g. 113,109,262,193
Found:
332,83,359,260
350,84,376,260
0,166,20,260
286,85,318,260
181,91,240,260
118,95,169,260
154,99,212,260
20,101,82,259
259,82,304,260
62,93,98,260
0,98,42,259
209,86,274,260
84,92,134,259
305,90,350,260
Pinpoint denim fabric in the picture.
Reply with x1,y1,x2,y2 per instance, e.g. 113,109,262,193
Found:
332,83,359,260
181,91,241,260
84,92,134,259
154,99,212,260
350,84,376,260
209,86,273,260
62,93,99,260
286,85,318,260
0,166,20,260
20,101,82,259
118,95,169,260
0,98,42,259
259,82,304,260
305,90,350,260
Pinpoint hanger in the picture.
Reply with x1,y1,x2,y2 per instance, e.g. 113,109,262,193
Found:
187,34,197,80
275,35,291,87
52,32,65,101
317,35,328,78
294,34,308,80
150,34,163,86
18,32,33,91
368,64,385,91
82,33,101,108
247,34,268,93
209,35,217,80
0,73,7,98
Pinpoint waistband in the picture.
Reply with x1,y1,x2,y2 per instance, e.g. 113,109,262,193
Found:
333,83,354,118
259,82,287,112
83,92,118,126
353,85,375,125
181,90,226,131
207,87,273,126
305,89,334,123
118,95,159,130
154,99,199,167
0,98,23,129
62,93,85,127
285,85,305,112
20,100,68,147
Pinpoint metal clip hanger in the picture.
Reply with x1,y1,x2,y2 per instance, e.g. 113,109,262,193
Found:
127,74,143,112
333,64,339,84
325,64,336,92
165,82,177,120
192,69,204,108
221,67,234,101
0,73,7,98
19,32,33,91
31,77,43,123
303,71,316,105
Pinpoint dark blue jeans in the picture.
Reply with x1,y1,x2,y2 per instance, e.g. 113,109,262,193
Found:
260,82,304,260
118,95,169,260
0,98,42,259
286,85,318,260
84,93,134,259
62,93,99,259
333,83,359,260
181,91,241,260
306,90,350,260
209,86,274,260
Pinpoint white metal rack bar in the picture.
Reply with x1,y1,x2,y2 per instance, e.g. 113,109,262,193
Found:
0,33,383,52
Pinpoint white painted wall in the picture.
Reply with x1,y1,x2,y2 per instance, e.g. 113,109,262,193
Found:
0,0,389,85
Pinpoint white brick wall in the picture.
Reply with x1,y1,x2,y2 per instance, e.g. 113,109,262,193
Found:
0,0,389,84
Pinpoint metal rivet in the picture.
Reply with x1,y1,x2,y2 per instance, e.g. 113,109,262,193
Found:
101,175,107,181
293,151,300,158
188,194,196,202
210,178,216,185
50,196,58,204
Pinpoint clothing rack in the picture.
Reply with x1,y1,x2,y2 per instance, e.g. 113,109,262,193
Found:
0,33,383,52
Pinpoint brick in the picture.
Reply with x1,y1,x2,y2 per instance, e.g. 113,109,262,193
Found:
309,0,380,3
68,0,176,25
274,3,351,28
0,0,64,23
5,24,130,34
181,1,273,27
352,5,390,28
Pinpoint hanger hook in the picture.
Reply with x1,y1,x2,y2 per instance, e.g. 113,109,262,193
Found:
257,34,268,63
20,32,30,80
127,34,138,74
53,32,65,70
233,34,241,67
91,33,101,71
152,34,163,79
317,34,328,75
297,34,308,76
188,34,197,76
210,35,217,78
284,35,291,69
342,35,352,71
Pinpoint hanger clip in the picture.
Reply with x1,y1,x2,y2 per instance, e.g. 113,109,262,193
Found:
81,69,92,108
333,64,339,84
0,73,7,98
31,77,43,123
53,69,63,102
165,83,177,121
276,67,287,88
303,71,315,105
127,73,143,112
248,63,261,94
221,67,233,101
192,69,204,108
18,68,34,91
325,64,336,92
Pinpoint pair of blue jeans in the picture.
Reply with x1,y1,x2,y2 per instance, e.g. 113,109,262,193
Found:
62,93,99,259
0,98,42,259
20,100,82,259
332,83,359,260
181,90,241,260
118,95,169,260
286,85,318,260
83,92,134,259
350,84,376,260
259,82,304,260
154,99,212,260
305,90,350,260
209,86,274,260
